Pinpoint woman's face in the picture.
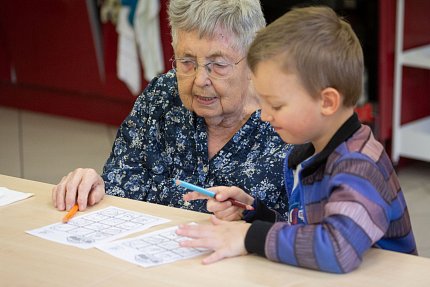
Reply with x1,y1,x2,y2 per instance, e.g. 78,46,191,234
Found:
174,29,251,125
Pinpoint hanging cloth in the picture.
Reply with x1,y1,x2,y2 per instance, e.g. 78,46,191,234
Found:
116,0,164,95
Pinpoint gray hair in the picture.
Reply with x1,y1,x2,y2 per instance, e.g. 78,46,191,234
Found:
168,0,266,54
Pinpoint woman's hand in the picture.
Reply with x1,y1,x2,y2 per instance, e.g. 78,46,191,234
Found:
176,215,251,264
52,168,105,211
183,186,254,221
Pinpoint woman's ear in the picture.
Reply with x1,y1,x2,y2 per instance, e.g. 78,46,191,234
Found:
320,87,341,116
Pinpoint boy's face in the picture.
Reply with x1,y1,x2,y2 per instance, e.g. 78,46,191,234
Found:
252,59,325,146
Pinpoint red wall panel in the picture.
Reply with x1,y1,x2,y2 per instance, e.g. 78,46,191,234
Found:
0,0,173,125
378,0,430,142
0,0,102,92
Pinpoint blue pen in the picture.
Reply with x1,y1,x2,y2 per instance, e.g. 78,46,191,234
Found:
174,179,216,198
174,179,254,210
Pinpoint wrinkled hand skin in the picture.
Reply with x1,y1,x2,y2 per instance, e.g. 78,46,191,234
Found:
52,168,105,211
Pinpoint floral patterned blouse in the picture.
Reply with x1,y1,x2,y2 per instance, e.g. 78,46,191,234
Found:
102,70,291,217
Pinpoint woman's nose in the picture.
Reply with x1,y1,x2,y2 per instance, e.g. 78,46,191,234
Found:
193,65,211,87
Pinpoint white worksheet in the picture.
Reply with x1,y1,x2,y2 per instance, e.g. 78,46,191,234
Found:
26,206,170,249
0,187,33,206
96,225,209,267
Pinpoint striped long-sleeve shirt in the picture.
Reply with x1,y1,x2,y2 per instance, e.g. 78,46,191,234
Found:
244,113,417,273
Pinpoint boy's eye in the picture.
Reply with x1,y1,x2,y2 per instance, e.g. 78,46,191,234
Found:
272,105,283,111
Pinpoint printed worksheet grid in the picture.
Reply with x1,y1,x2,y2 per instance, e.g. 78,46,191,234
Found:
128,229,203,265
96,225,209,267
53,208,159,243
26,206,170,249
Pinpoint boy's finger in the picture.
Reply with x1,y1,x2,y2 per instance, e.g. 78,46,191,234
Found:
176,224,210,238
179,237,214,250
183,191,210,201
206,199,232,213
202,250,226,265
210,214,226,225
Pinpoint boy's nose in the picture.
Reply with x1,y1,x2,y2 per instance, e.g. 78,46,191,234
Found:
260,108,273,122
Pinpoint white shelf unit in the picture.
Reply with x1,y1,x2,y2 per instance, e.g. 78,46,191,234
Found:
392,0,430,164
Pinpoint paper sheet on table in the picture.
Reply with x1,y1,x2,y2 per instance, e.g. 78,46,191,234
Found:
0,187,34,206
96,224,209,268
26,206,170,249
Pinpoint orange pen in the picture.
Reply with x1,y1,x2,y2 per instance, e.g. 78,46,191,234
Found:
62,203,79,223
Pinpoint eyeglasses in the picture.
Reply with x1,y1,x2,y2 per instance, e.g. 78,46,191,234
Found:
171,56,245,80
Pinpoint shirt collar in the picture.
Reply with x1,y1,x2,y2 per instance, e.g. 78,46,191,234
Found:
288,113,361,177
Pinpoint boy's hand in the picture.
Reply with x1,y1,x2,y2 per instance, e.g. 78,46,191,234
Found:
176,215,251,264
182,186,254,221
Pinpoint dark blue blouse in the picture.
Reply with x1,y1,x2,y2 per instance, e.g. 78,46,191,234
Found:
102,70,291,217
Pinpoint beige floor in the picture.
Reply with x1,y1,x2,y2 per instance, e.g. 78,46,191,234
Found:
1,105,429,257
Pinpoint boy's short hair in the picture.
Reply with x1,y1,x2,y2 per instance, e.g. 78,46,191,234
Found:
247,6,363,107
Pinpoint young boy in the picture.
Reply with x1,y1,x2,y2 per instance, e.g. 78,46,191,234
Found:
176,6,417,273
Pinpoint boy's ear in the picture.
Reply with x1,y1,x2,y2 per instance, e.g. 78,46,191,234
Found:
320,87,341,116
246,66,252,80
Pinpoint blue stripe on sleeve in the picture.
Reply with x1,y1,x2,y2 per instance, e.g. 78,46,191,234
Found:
389,191,407,220
277,225,300,266
331,174,390,212
313,224,342,273
376,232,416,253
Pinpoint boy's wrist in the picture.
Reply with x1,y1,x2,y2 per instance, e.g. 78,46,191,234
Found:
242,199,278,223
244,220,274,257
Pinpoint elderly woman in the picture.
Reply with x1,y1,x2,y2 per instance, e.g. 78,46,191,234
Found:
52,0,290,217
